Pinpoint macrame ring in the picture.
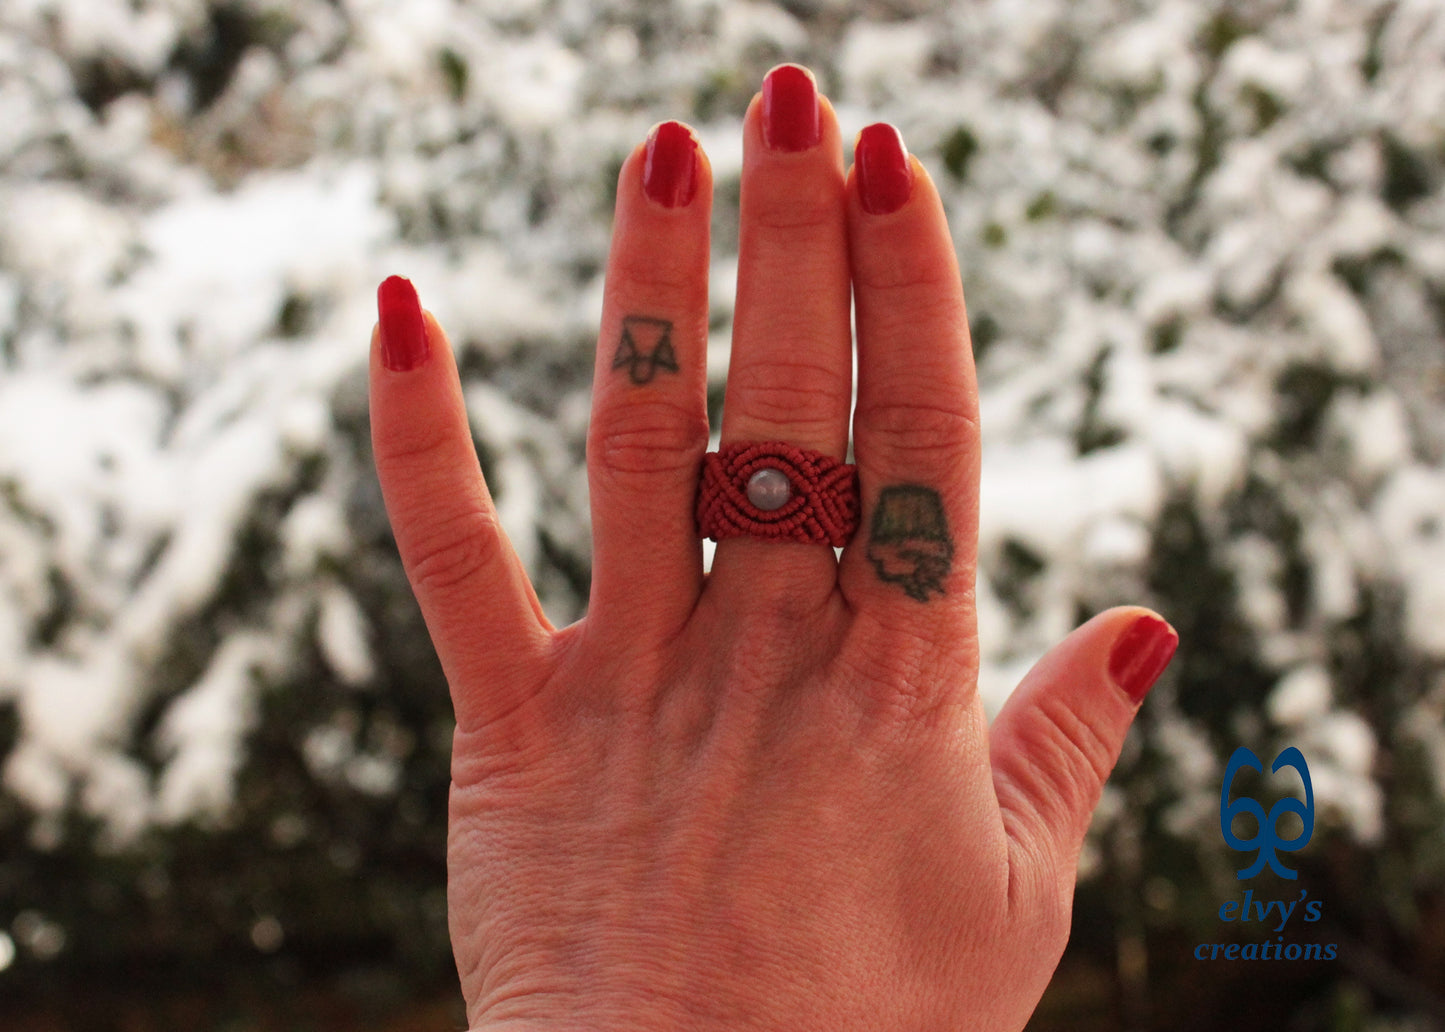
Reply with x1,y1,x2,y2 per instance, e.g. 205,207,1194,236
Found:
696,441,860,546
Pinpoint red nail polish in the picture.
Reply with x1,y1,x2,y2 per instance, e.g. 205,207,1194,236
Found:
643,121,699,208
1108,614,1179,704
855,123,913,215
377,275,430,371
762,64,820,152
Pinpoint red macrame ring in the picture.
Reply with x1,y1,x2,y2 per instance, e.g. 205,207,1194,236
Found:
696,441,860,546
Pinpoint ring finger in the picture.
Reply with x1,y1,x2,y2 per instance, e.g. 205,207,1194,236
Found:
839,124,980,671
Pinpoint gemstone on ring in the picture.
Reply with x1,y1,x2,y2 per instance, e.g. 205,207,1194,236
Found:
745,467,792,511
697,442,860,545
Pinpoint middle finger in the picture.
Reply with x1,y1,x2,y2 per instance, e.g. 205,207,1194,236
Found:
712,66,853,596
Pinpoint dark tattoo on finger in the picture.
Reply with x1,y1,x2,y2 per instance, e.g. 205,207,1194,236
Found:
612,315,678,384
865,485,954,602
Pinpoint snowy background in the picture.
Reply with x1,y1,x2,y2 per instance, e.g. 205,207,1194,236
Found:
1,0,1443,1028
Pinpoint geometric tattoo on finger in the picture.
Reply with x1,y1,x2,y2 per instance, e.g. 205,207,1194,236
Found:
612,315,678,385
865,485,955,602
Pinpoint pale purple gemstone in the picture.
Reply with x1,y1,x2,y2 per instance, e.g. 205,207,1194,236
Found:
746,468,791,511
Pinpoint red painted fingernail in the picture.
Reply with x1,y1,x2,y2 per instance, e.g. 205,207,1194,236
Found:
855,123,913,215
1108,614,1179,705
377,275,430,371
762,64,820,152
643,121,699,208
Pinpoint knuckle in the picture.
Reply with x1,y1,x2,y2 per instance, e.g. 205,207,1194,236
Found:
841,608,981,726
405,507,509,598
590,398,709,479
752,188,842,234
1016,693,1116,819
743,581,832,630
1010,858,1074,947
1001,794,1075,924
607,251,698,294
849,607,934,672
855,250,963,298
373,415,458,474
728,359,850,431
856,396,979,456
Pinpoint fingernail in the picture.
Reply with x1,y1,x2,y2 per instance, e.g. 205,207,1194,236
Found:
1108,614,1179,705
643,121,699,208
855,123,914,215
377,275,430,371
762,64,820,152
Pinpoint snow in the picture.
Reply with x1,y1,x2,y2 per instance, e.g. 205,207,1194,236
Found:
122,163,390,373
980,439,1164,559
837,20,935,103
0,0,1441,869
317,583,375,688
1373,466,1445,658
1301,710,1384,843
1401,684,1445,799
1328,389,1412,488
1268,665,1333,727
483,36,585,131
1285,271,1378,373
11,0,195,73
717,3,807,59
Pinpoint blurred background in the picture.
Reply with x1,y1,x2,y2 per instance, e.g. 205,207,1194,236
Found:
1,0,1443,1028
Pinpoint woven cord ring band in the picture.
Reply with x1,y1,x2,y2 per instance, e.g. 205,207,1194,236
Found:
695,441,860,546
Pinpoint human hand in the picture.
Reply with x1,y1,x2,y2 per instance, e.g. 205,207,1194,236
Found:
369,65,1177,1032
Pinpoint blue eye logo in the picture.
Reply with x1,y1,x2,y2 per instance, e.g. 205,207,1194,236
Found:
1220,746,1314,880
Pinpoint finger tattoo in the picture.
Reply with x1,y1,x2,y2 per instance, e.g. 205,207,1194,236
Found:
865,485,955,602
612,315,678,384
